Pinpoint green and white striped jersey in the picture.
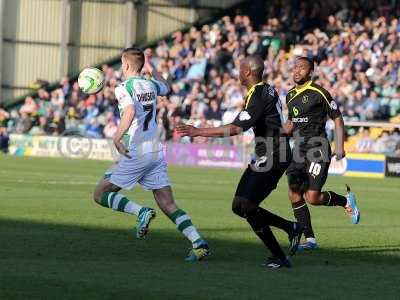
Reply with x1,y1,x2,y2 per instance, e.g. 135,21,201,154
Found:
114,76,169,153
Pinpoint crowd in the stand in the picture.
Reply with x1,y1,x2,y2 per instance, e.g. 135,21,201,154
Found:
356,128,400,155
0,0,399,154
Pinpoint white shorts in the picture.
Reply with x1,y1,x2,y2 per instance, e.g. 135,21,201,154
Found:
105,151,171,191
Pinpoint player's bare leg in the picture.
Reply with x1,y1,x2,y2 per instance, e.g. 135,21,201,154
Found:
304,188,360,224
151,185,178,215
93,177,156,239
288,185,318,250
152,186,209,261
93,179,121,204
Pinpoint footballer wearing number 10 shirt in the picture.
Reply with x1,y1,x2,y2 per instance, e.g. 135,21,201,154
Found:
283,57,361,251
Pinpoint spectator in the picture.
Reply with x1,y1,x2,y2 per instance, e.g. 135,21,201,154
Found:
86,118,102,138
204,99,222,121
30,116,50,136
47,111,65,135
0,108,10,128
103,120,117,139
103,112,118,139
16,112,33,134
19,96,38,115
363,91,380,120
356,129,374,153
373,131,399,154
0,127,9,153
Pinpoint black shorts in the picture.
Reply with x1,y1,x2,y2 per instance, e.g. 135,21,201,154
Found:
286,148,331,191
235,162,288,206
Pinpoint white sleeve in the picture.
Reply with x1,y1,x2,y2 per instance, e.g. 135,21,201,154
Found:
114,85,135,109
150,79,170,96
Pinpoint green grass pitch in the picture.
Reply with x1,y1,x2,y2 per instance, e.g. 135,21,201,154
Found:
0,155,399,299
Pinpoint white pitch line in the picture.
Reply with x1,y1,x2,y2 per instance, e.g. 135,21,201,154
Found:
0,169,98,179
0,178,95,185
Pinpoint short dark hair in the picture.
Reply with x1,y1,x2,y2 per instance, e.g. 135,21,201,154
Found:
297,56,315,71
122,47,145,72
243,55,264,79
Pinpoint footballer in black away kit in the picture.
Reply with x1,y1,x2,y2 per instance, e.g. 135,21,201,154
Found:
283,57,361,251
177,55,303,269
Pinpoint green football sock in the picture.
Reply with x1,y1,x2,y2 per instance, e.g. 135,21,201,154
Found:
168,209,202,247
100,192,143,216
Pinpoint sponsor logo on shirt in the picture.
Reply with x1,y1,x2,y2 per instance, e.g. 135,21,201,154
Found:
292,117,309,123
330,101,338,110
293,106,299,116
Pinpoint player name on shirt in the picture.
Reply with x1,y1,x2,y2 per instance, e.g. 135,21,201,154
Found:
137,91,156,105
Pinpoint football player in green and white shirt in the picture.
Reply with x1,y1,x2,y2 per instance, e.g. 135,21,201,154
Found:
93,48,209,261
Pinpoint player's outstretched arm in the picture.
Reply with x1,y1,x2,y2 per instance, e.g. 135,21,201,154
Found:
333,115,345,160
113,105,135,158
176,123,242,138
282,120,294,135
177,83,270,138
143,48,170,94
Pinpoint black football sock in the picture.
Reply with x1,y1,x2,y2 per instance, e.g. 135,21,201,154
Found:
255,207,293,235
292,199,315,239
246,215,286,260
323,191,347,207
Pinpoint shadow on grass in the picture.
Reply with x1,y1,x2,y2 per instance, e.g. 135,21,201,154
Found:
0,217,399,299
